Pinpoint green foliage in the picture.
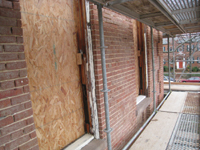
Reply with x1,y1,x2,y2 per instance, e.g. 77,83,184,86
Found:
164,66,168,72
186,66,191,72
192,66,199,72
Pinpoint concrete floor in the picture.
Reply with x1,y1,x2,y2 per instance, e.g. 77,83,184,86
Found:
129,91,200,150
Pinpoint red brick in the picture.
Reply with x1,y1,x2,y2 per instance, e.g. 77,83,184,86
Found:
0,116,13,128
6,61,26,70
14,108,33,121
0,26,11,35
0,45,3,52
10,129,23,140
19,70,27,77
0,53,18,61
30,145,39,150
0,80,15,89
29,131,37,139
18,53,25,60
0,103,24,117
0,99,11,109
0,63,5,70
10,94,30,105
0,8,21,18
0,36,16,43
24,101,32,109
0,87,23,99
0,146,4,150
23,85,30,93
5,135,30,150
17,37,23,43
14,78,28,86
19,138,38,150
13,2,20,10
0,134,10,146
0,0,2,6
0,71,19,81
12,27,22,35
0,119,26,135
1,0,12,8
26,117,34,125
24,124,35,134
16,19,21,27
4,45,24,52
0,17,16,26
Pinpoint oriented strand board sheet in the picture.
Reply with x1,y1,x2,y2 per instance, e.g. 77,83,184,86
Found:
160,92,187,113
129,111,179,150
20,0,85,149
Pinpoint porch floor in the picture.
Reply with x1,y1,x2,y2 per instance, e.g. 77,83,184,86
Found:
129,92,200,150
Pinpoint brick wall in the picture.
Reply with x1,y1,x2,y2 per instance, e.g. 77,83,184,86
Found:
0,0,39,150
146,26,164,111
90,4,137,150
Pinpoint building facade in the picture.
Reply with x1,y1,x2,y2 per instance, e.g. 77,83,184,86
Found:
0,0,164,150
163,35,200,70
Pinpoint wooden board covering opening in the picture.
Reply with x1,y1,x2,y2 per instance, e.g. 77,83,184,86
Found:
20,0,86,149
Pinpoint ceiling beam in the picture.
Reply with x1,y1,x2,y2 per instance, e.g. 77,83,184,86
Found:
140,12,163,19
155,22,174,27
106,0,134,6
171,6,200,14
149,0,185,33
184,26,200,29
179,18,200,25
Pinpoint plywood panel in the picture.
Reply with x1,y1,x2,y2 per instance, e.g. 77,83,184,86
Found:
21,13,80,91
20,0,86,149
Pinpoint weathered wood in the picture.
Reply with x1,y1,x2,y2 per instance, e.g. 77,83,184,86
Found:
85,0,100,139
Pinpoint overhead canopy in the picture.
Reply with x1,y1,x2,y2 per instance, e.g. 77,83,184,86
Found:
89,0,200,36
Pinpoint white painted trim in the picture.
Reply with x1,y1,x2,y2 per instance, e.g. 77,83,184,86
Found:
64,134,94,150
183,58,185,69
85,0,100,139
176,62,179,69
144,33,148,89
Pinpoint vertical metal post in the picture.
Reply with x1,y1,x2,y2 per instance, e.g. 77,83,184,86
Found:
189,33,192,76
172,37,175,82
97,4,112,150
168,35,171,91
151,27,156,111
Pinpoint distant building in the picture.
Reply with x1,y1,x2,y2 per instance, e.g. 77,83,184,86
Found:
163,33,200,70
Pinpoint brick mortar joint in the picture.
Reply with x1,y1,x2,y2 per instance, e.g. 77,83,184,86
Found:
0,131,37,148
0,100,32,112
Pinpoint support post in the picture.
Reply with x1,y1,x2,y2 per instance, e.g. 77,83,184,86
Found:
189,33,192,76
172,37,175,82
151,27,156,111
97,4,112,150
168,35,171,91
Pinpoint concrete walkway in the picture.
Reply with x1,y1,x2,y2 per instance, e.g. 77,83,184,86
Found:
129,92,200,150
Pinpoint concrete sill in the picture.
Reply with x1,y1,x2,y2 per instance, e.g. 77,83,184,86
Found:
63,134,94,150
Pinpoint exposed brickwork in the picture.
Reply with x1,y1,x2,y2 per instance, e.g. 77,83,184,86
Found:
90,4,164,150
90,4,137,150
146,26,164,112
0,1,39,149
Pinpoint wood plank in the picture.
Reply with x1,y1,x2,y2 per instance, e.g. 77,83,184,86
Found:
129,111,179,150
164,84,200,91
160,92,187,113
